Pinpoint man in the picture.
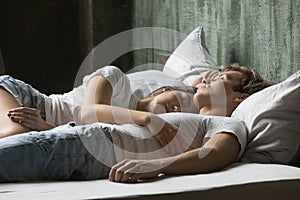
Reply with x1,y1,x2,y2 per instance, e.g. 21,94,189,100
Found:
192,63,272,116
109,63,273,182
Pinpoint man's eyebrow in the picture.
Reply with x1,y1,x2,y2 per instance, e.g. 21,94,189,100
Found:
220,73,230,79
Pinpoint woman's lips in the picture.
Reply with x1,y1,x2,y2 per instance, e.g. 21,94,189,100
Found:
165,104,170,113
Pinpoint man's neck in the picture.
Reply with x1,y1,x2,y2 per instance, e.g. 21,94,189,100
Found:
199,106,229,117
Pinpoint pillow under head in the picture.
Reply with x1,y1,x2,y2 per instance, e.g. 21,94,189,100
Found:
232,70,300,166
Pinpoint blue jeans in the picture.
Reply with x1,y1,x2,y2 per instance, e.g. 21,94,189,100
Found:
0,123,116,182
0,75,46,119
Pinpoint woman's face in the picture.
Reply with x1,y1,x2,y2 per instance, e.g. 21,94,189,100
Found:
149,89,198,114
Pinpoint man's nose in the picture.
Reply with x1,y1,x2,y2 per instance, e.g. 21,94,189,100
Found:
202,78,209,84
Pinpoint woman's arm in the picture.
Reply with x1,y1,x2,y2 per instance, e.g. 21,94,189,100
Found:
81,75,183,154
109,132,240,183
81,75,152,126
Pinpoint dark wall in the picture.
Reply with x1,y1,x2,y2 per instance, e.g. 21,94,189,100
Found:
0,0,133,94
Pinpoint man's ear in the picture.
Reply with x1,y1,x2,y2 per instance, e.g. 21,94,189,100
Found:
233,93,249,103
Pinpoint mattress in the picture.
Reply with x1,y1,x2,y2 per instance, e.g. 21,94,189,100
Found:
1,162,299,200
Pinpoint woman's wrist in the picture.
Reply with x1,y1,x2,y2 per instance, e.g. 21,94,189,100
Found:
145,114,164,132
136,112,154,126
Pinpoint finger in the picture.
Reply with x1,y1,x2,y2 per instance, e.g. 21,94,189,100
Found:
8,111,35,119
17,120,35,130
128,173,141,182
121,164,146,183
130,171,159,182
117,164,134,183
9,109,41,120
9,116,37,129
121,171,135,183
9,108,40,117
9,114,35,123
109,168,116,182
110,160,130,182
109,161,126,182
9,107,38,112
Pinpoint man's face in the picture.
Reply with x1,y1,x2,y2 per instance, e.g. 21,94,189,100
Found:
193,70,244,108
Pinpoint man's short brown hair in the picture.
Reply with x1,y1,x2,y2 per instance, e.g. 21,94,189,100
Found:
221,63,273,95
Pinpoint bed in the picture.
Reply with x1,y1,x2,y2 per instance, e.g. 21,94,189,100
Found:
1,163,299,200
0,26,299,199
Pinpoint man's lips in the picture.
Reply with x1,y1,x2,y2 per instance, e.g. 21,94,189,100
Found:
197,84,206,92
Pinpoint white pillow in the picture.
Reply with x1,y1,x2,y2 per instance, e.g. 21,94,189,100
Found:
127,70,186,99
231,71,300,166
163,26,218,85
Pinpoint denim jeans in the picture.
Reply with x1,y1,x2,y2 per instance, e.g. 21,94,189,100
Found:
0,122,116,182
0,75,46,119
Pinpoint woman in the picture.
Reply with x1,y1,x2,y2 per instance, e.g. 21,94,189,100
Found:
0,66,198,152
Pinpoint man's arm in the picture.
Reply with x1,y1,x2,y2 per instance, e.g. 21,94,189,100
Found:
109,132,240,183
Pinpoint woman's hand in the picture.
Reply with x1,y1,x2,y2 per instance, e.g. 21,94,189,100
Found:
7,107,54,131
109,159,164,183
146,114,185,155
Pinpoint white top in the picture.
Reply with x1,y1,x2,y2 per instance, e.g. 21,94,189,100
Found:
108,113,247,162
45,66,139,126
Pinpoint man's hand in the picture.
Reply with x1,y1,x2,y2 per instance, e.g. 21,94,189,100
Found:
109,159,163,183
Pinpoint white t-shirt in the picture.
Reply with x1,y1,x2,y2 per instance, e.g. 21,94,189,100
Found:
45,66,139,126
108,113,247,162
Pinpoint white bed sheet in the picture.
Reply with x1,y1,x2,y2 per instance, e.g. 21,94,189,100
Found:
1,163,299,200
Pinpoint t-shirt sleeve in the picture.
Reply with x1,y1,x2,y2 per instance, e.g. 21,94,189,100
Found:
82,66,139,109
157,113,247,160
203,116,248,160
82,65,126,90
